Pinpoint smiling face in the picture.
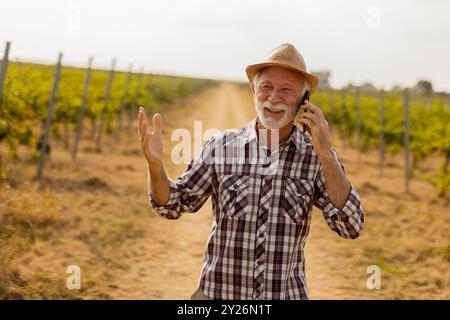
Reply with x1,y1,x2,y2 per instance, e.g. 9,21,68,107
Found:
251,66,307,130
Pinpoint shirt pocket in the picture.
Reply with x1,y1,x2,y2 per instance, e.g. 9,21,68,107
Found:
282,178,314,224
219,174,250,218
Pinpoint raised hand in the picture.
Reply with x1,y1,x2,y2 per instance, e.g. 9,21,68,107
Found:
138,107,163,166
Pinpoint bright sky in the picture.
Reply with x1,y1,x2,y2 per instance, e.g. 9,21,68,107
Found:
1,0,449,91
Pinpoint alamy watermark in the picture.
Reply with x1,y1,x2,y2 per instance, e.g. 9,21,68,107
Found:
66,4,81,31
66,264,81,290
366,265,381,290
170,121,282,175
366,5,381,30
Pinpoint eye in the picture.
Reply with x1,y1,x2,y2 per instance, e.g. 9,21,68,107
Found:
282,88,293,93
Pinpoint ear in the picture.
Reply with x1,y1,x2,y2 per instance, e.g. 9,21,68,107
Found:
250,82,255,97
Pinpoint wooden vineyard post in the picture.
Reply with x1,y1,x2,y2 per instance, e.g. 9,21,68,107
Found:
355,86,361,164
403,88,411,194
128,68,143,133
0,41,11,107
36,52,63,187
340,89,347,149
95,59,116,152
115,64,133,142
0,41,11,180
72,56,93,160
379,89,385,176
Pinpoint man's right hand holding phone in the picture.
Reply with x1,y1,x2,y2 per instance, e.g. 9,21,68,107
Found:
294,100,332,160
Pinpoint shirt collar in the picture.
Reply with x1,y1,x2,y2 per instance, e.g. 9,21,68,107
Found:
240,117,309,154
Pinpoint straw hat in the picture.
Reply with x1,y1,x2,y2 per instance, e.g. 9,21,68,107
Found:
245,43,319,93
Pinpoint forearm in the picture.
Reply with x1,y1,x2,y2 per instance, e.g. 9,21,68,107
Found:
147,161,170,206
319,149,351,209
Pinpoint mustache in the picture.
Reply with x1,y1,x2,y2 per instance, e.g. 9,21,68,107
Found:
259,100,289,112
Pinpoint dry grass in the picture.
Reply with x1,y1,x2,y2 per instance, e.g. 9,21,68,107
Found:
306,137,449,299
0,118,150,299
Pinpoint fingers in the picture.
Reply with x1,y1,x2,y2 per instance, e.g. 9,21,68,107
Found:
299,100,325,121
140,121,147,144
299,100,315,112
142,126,150,163
296,116,313,126
297,111,319,127
139,106,148,121
138,107,148,137
142,125,149,149
138,108,143,136
138,107,153,164
296,117,313,135
152,113,162,135
138,114,146,140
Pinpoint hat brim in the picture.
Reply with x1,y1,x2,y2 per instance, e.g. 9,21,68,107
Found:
245,61,319,94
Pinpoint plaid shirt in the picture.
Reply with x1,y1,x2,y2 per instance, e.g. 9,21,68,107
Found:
149,117,364,300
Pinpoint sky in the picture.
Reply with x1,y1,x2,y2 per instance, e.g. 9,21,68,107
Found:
1,0,449,91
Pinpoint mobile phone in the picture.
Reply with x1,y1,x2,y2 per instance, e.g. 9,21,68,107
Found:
297,90,310,133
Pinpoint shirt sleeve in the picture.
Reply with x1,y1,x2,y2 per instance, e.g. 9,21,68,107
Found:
148,136,215,220
313,148,365,239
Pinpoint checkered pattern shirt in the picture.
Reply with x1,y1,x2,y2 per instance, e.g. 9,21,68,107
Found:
149,117,364,300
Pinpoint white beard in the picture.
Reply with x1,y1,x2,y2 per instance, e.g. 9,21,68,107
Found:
254,99,297,129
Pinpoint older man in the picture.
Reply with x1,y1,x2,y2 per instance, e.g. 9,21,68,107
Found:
138,43,364,300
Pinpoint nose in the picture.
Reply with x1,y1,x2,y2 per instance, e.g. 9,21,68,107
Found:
267,89,283,105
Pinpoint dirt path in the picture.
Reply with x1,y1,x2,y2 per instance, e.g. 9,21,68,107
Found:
107,83,257,299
